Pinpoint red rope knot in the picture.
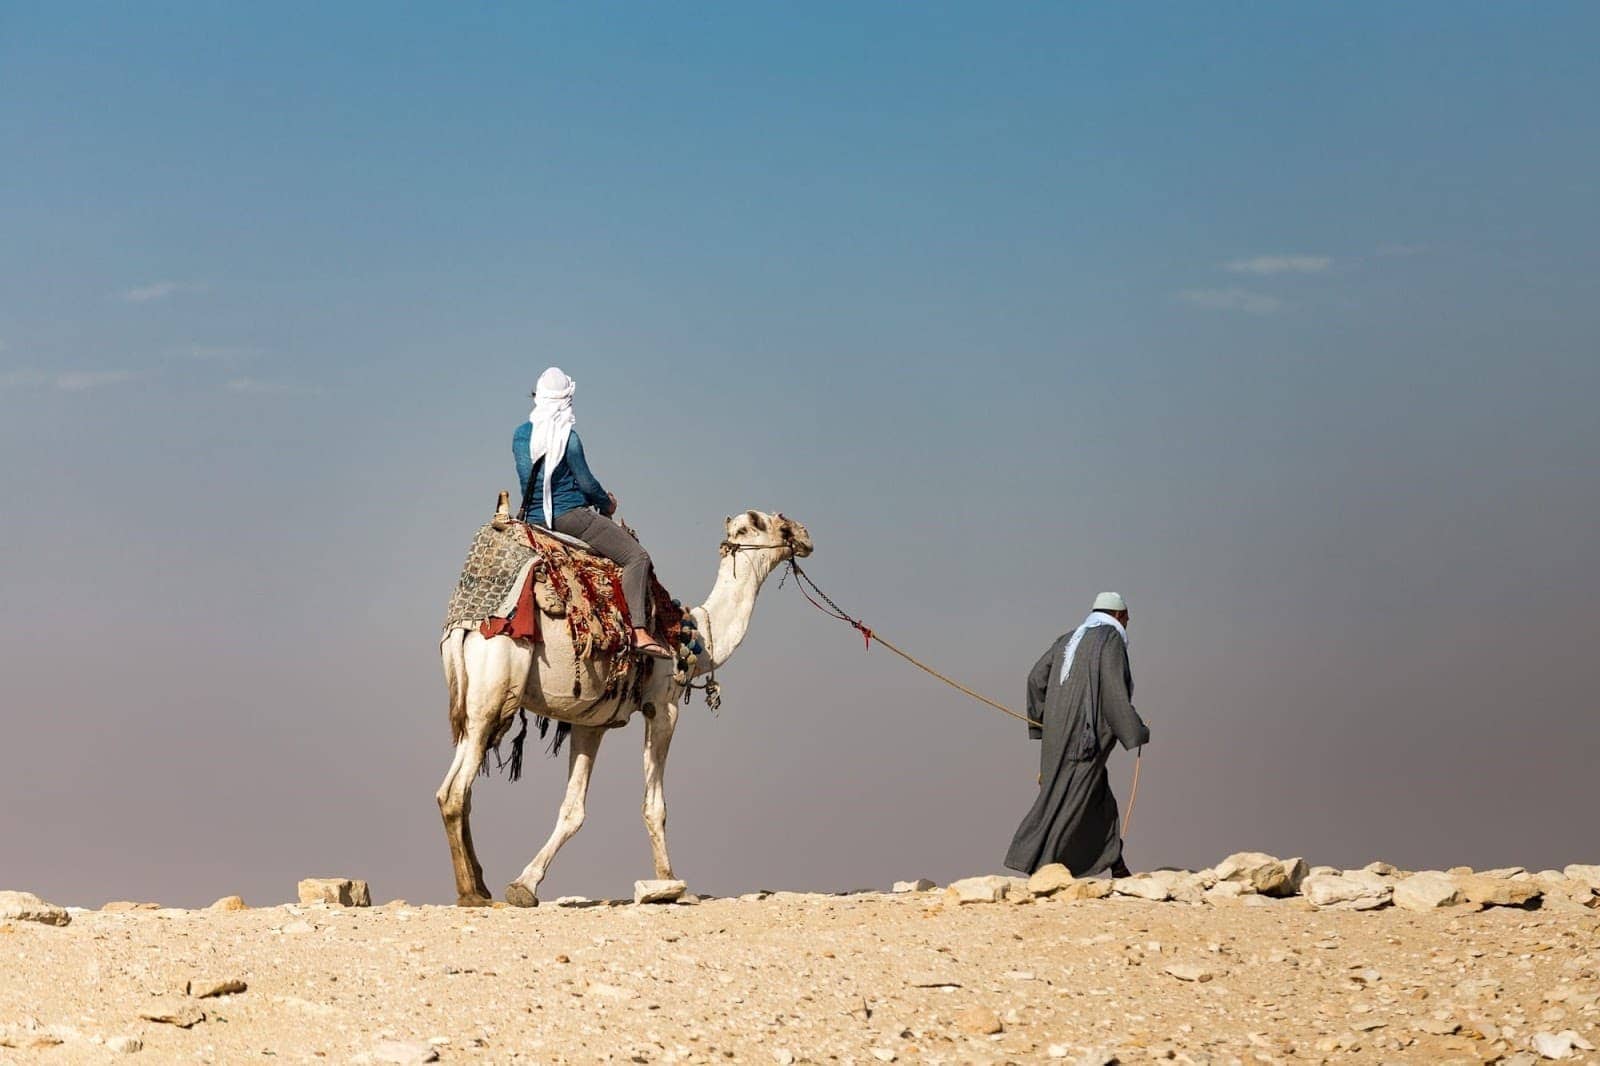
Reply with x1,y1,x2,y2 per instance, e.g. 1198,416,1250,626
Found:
855,622,873,650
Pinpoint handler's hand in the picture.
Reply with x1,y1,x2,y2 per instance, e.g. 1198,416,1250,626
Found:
606,492,619,516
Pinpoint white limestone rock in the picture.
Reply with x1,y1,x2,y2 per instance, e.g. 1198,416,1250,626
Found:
1213,853,1307,897
1392,871,1464,912
297,878,371,907
892,878,936,894
0,890,70,927
1302,873,1392,910
633,879,687,904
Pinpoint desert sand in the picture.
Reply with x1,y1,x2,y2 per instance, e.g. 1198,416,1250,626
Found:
3,867,1598,1064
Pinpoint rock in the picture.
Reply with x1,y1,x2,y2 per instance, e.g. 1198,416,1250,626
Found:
0,891,70,926
634,879,687,904
946,876,1015,904
1204,881,1254,904
1112,870,1184,901
1454,873,1541,907
954,1006,1003,1035
1481,866,1527,879
892,879,936,893
1362,860,1399,876
139,1004,205,1028
1302,873,1392,910
1055,877,1114,901
1563,864,1600,888
187,977,247,998
208,895,247,911
1046,1046,1070,1060
101,901,160,913
1164,962,1218,982
1212,853,1307,897
297,878,371,907
1532,1030,1594,1059
1169,875,1208,905
106,1035,143,1053
1308,865,1339,877
1076,1050,1118,1066
1393,871,1464,912
1027,864,1077,897
772,1052,796,1065
366,1040,440,1064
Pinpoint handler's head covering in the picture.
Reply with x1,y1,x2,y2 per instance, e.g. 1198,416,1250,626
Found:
527,367,577,525
1092,591,1127,613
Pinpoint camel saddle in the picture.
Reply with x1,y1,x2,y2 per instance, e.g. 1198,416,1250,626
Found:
442,510,683,662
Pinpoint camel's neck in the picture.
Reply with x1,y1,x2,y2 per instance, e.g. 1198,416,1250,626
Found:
692,550,782,673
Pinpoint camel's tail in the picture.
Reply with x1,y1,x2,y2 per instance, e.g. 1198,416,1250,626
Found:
441,628,468,744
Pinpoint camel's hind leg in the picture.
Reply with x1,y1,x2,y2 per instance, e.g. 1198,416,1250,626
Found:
437,634,528,907
641,701,680,880
435,724,494,905
505,724,605,907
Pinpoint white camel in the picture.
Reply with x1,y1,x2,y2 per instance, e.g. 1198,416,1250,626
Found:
437,509,813,906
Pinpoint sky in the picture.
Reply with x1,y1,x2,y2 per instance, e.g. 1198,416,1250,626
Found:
2,3,1597,908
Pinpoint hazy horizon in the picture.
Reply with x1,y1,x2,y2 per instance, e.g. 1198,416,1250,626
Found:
3,3,1597,908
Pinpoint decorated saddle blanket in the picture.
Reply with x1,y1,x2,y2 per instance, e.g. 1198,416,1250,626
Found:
442,519,685,662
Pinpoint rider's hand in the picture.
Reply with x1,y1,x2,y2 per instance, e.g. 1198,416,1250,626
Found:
606,492,618,516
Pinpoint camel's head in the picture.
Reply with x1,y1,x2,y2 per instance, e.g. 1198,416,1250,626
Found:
723,510,813,561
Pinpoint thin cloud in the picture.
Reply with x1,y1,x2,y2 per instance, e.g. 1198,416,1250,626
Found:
224,377,320,396
170,344,257,365
120,281,207,303
55,370,138,391
1,368,139,391
1224,255,1331,276
1176,288,1284,315
1,369,47,389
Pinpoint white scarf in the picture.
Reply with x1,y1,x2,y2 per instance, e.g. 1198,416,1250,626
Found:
527,367,576,526
1059,610,1128,684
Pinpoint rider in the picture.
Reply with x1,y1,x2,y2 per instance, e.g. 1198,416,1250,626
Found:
515,367,670,657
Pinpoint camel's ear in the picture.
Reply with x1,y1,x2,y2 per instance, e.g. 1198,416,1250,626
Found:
724,515,734,534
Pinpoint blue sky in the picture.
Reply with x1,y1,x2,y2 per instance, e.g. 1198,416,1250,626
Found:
3,3,1597,905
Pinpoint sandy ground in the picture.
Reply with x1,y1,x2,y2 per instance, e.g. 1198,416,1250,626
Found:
3,889,1598,1064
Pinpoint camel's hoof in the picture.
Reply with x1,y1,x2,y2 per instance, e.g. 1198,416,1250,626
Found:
456,893,493,908
504,882,539,908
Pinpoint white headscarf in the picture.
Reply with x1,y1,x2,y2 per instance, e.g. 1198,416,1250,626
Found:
527,367,576,526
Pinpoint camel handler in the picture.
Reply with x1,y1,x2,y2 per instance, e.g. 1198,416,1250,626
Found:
1005,592,1149,879
515,366,671,658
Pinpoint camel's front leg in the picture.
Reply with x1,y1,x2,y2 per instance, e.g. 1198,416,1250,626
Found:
641,701,680,880
505,725,605,907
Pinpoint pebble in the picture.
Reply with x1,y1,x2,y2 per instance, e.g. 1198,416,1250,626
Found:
892,879,936,893
208,895,248,911
1164,962,1217,982
139,1003,205,1028
364,1040,440,1064
187,977,247,998
106,1035,143,1053
954,1006,1003,1035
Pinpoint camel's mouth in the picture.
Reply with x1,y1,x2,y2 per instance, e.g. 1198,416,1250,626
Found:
782,518,814,558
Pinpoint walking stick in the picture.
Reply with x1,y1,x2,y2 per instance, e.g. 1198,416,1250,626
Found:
1122,747,1143,836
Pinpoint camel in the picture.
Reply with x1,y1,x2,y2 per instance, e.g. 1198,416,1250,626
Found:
436,509,813,906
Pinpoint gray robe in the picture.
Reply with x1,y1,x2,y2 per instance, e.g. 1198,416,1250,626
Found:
1004,625,1149,877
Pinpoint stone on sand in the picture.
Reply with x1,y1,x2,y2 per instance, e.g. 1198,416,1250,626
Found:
1563,864,1600,888
0,891,70,927
893,879,936,894
634,879,687,904
954,1006,1003,1035
1453,873,1540,908
209,895,248,911
1302,873,1392,910
297,878,371,907
1393,871,1464,912
946,875,1016,904
1112,870,1185,901
1212,852,1307,897
1026,864,1077,897
187,977,247,998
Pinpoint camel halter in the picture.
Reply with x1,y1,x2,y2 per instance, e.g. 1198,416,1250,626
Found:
783,559,1144,837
